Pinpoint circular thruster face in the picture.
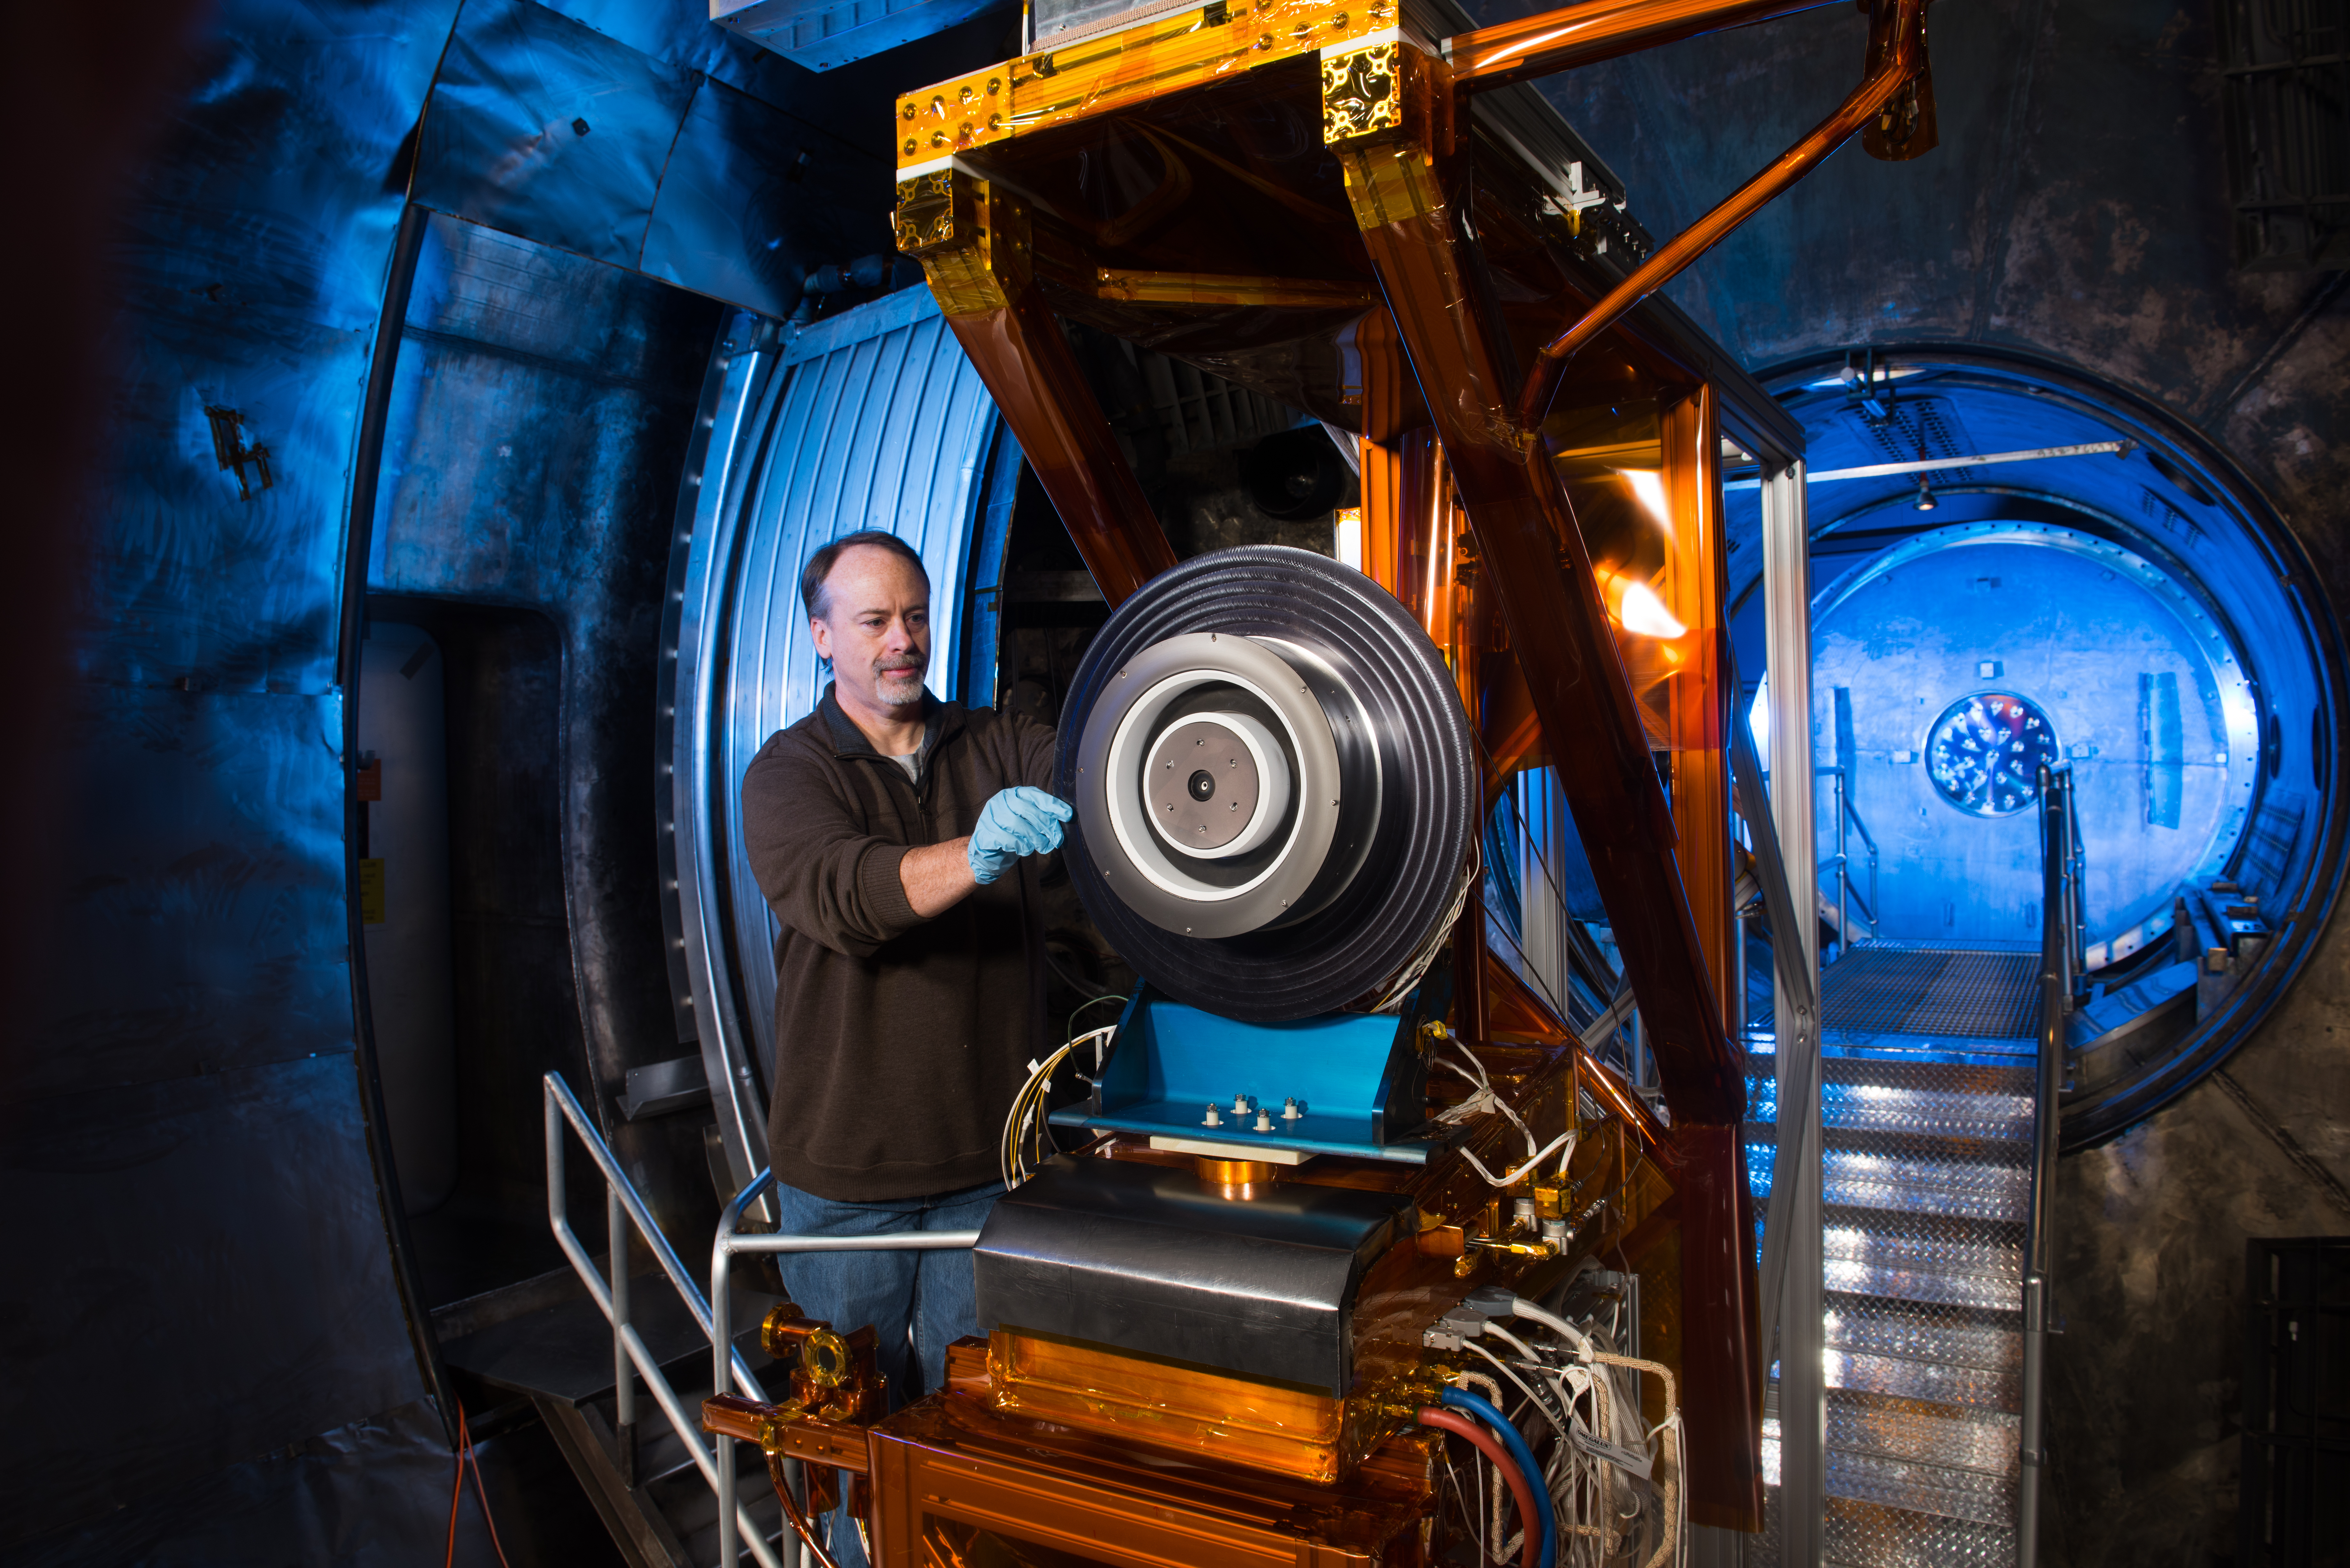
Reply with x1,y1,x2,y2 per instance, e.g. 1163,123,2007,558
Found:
1927,690,2060,816
1148,719,1262,853
1083,637,1336,935
1053,545,1475,1021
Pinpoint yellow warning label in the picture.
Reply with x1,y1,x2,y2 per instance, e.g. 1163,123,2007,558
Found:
360,858,386,925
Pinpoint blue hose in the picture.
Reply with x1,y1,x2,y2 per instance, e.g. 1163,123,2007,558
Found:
1440,1384,1558,1568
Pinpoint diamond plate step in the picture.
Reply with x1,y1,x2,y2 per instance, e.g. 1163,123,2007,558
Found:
1823,1211,2023,1312
1826,1391,2017,1526
1747,1058,2035,1143
1821,944,2042,1039
1827,1299,2022,1410
1818,1147,2031,1219
1766,1397,2019,1523
1753,1485,2020,1568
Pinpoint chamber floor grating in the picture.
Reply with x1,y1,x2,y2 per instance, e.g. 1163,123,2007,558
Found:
1821,944,2041,1039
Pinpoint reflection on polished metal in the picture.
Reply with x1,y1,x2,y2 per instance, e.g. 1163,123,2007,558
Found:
1076,628,1350,939
1196,1155,1284,1195
717,1039,1683,1559
1057,549,1474,1017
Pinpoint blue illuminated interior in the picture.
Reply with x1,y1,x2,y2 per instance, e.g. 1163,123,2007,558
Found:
1729,355,2337,974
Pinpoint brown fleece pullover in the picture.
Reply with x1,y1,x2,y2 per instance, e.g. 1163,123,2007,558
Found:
740,686,1056,1202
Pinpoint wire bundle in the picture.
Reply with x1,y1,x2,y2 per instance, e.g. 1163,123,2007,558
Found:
999,1024,1117,1190
1428,1293,1686,1568
1431,1037,1577,1187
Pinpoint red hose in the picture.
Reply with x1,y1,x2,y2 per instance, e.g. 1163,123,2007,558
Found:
1419,1406,1541,1568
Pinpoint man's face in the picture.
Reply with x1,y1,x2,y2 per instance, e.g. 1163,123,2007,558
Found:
810,544,931,713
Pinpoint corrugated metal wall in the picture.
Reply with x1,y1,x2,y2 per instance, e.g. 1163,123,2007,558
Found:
676,285,1004,1166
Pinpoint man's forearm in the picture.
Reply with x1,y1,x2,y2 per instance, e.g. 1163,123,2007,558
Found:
900,837,979,918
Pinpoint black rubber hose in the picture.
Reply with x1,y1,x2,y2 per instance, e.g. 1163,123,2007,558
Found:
1053,546,1475,1020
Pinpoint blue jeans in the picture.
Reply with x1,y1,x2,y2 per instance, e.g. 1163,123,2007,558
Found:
768,1179,1000,1568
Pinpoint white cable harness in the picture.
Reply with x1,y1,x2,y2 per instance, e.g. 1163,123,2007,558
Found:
999,1024,1117,1190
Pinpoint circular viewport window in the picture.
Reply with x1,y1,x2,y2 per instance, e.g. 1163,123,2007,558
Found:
1927,690,2060,817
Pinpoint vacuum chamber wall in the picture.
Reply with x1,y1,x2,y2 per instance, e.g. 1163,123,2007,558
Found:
1729,351,2348,1144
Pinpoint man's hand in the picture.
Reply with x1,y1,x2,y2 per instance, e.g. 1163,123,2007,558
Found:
898,788,1073,918
968,787,1073,883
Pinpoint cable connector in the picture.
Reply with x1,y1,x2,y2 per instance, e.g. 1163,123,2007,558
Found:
1462,1285,1519,1318
1421,1307,1488,1352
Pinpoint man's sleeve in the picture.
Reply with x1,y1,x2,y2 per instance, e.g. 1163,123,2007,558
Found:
741,744,925,960
1012,711,1058,791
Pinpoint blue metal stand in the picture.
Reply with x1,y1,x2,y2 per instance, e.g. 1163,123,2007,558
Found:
1049,975,1452,1163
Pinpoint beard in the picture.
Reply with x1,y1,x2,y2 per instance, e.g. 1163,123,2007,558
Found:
874,659,925,704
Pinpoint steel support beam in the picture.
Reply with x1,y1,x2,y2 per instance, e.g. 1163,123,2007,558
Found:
896,170,1178,608
1325,38,1761,1527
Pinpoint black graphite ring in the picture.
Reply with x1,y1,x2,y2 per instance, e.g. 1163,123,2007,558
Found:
1053,545,1476,1021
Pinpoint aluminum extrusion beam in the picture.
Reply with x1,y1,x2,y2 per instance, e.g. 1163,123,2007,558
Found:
1721,439,2134,489
1760,460,1824,1564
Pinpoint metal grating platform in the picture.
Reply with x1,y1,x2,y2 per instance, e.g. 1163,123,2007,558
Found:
1821,944,2042,1040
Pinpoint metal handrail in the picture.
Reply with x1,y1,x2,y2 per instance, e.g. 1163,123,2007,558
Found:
1816,765,1880,949
710,1168,981,1568
1734,694,1824,1376
543,1073,786,1568
1842,788,1882,927
2018,766,2075,1566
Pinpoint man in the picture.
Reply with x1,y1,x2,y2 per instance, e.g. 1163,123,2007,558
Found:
740,529,1069,1565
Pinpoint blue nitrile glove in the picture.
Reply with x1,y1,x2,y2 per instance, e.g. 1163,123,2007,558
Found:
967,787,1073,884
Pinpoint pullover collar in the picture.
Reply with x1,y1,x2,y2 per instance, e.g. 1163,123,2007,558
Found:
819,684,956,783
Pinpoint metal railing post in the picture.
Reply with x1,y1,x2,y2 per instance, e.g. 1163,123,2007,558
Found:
1860,794,1879,932
1761,458,1823,1564
2019,766,2071,1568
1833,766,1850,957
714,1170,779,1568
1733,899,1748,1038
711,1173,982,1568
543,1074,785,1568
610,1187,635,1485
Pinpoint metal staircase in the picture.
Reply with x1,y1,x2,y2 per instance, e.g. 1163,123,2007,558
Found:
1750,769,2078,1566
1752,950,2038,1565
431,1075,800,1568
